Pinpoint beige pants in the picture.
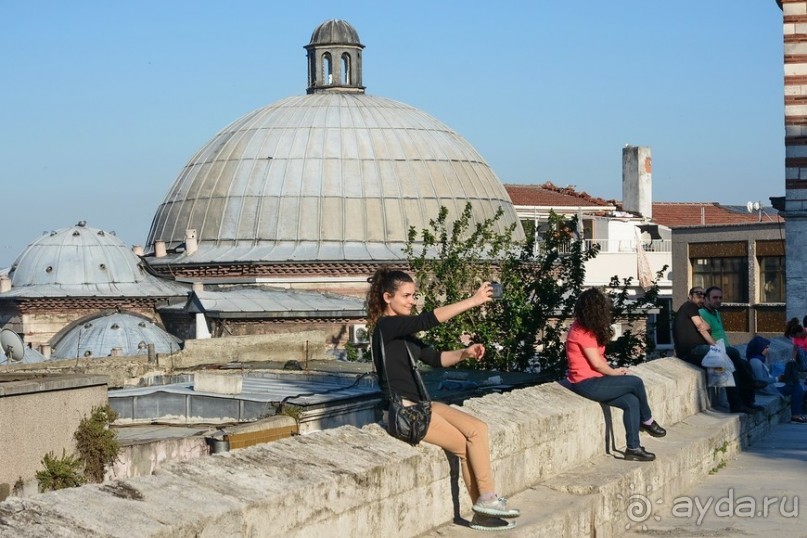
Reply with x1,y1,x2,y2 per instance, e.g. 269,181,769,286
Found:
421,401,494,503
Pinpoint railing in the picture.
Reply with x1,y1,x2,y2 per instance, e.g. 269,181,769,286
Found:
538,239,672,255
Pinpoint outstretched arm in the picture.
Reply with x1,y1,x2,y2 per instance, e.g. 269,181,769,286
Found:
440,343,486,368
433,282,493,323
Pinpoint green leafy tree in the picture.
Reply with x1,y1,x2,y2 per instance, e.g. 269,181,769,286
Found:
405,203,596,376
605,266,669,367
405,203,667,379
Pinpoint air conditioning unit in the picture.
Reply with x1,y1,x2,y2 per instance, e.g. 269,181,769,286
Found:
351,324,369,344
610,323,623,340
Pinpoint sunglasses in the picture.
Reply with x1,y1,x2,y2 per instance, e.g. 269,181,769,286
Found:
691,291,704,296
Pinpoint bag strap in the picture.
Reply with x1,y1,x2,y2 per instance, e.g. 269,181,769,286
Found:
375,326,431,403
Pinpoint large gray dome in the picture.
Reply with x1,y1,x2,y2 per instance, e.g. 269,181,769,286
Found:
146,22,522,265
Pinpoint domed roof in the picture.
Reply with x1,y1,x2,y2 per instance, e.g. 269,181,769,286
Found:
147,94,522,263
309,19,362,46
11,221,144,287
4,221,187,297
51,312,182,359
145,22,522,265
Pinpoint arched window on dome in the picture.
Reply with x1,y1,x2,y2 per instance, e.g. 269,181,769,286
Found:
322,53,333,85
341,53,351,85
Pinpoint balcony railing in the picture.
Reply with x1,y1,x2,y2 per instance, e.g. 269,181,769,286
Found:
538,239,672,255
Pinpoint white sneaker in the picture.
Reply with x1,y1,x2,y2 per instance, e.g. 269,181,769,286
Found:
472,496,521,518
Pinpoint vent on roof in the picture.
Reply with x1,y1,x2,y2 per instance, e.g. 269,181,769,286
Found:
351,324,369,344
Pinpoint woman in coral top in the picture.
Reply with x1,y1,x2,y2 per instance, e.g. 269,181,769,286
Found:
565,288,666,462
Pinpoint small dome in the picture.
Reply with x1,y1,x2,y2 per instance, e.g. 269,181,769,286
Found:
309,19,361,46
51,312,182,359
9,221,145,287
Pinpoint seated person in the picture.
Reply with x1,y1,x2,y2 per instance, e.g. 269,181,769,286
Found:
784,318,807,371
672,286,711,368
672,286,759,413
564,288,666,462
746,336,807,423
698,286,761,412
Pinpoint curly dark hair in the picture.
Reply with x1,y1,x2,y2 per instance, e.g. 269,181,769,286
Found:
365,268,414,329
785,317,803,338
573,288,613,346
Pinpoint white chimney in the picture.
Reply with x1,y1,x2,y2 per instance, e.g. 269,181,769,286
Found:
0,275,10,293
185,229,198,256
154,240,167,258
132,245,144,256
622,145,653,219
192,282,204,293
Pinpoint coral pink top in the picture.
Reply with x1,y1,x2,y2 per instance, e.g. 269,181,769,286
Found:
565,322,605,383
794,335,807,351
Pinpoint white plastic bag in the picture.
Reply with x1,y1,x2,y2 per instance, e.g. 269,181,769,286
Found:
705,340,736,387
701,340,735,372
701,346,725,368
707,368,736,387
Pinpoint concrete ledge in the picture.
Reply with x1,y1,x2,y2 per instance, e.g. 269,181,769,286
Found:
0,373,108,397
0,358,785,537
424,401,788,537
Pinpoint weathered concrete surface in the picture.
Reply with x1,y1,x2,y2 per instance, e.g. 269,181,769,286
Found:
0,358,773,537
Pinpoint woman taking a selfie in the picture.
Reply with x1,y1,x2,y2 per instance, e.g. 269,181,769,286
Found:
366,268,520,531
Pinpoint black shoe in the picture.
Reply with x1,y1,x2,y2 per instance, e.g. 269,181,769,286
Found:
624,446,656,461
640,420,667,438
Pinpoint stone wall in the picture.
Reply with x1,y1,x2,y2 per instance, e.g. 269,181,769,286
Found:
0,358,728,536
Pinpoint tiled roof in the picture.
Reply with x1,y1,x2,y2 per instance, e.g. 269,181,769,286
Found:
651,202,783,228
504,183,615,208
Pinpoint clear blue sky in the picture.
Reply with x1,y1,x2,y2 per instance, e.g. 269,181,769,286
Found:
0,1,784,268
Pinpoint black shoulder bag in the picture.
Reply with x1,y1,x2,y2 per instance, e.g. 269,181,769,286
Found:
376,328,432,446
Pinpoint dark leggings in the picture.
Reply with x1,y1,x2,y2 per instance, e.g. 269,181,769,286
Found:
569,375,652,449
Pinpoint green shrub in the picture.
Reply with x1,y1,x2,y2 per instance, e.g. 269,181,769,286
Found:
74,404,120,483
36,450,85,492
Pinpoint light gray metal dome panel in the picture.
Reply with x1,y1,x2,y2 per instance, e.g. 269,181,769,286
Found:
161,287,365,318
309,19,362,46
4,222,188,297
147,94,522,263
51,312,182,359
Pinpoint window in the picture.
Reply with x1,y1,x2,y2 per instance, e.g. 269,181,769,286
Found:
323,53,332,84
341,53,351,84
691,257,748,302
759,256,785,303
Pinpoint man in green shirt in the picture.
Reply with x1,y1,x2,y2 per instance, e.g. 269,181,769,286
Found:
699,286,761,412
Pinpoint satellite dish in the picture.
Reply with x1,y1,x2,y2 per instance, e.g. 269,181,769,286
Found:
0,329,25,363
746,201,753,213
